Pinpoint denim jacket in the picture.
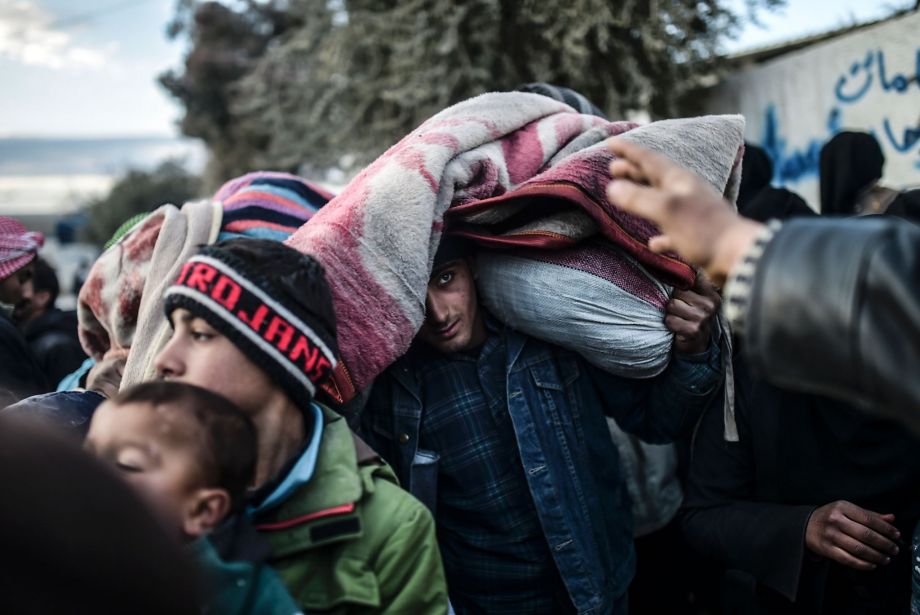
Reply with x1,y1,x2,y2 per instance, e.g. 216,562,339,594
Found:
361,327,720,615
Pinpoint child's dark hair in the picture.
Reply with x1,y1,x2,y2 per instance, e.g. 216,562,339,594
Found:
112,381,257,513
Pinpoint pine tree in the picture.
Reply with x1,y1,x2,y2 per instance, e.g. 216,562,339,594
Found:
162,0,782,184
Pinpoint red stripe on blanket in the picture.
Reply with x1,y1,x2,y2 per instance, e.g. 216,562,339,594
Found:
452,229,577,250
448,182,695,289
502,121,545,185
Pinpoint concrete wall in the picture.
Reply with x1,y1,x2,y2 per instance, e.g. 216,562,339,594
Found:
704,11,920,210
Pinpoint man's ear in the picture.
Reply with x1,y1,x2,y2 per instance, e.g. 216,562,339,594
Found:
183,488,231,539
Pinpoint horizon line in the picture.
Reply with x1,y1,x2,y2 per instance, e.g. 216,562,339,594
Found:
0,133,197,142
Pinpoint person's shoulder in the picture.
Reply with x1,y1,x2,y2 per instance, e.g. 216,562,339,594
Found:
41,308,79,333
0,312,20,337
887,189,920,222
515,331,585,366
357,462,434,534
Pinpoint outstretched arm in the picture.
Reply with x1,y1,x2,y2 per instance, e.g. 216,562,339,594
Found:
606,138,920,434
606,138,762,287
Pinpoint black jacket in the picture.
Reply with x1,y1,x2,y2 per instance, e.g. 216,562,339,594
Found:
21,308,86,388
743,217,920,434
679,351,920,613
0,311,47,405
2,390,104,440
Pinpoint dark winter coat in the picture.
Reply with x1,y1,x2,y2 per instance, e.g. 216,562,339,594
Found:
680,351,920,614
21,308,87,388
0,311,47,405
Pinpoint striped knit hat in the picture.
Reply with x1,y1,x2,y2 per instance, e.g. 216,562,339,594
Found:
79,172,332,362
164,239,338,407
0,217,43,281
214,172,334,242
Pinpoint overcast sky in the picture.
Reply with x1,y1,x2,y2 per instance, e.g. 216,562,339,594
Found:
0,0,913,138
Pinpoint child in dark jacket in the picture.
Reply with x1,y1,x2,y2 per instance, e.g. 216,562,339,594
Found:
85,380,302,615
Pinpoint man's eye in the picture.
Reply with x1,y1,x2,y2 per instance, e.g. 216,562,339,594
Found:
191,330,214,342
438,272,454,285
115,462,142,473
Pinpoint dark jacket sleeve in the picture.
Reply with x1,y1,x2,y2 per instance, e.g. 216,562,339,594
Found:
0,317,48,405
33,333,88,389
744,217,920,434
587,342,722,443
678,395,817,601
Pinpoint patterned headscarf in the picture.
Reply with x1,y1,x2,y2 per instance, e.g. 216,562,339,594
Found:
77,173,330,382
0,217,44,281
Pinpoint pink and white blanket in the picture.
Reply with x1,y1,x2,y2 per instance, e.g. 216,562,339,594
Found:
285,92,744,399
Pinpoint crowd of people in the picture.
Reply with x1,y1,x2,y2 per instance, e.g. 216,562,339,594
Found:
0,87,918,615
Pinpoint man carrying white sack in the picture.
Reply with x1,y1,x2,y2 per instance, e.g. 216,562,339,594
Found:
359,233,722,614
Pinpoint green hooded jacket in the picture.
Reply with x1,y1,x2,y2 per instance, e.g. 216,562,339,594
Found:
254,404,448,614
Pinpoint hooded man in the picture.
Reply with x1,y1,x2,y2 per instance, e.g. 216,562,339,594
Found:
14,257,87,387
738,144,815,222
818,132,920,220
0,216,48,403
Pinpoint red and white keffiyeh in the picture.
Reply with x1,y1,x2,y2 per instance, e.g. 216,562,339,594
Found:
0,217,43,281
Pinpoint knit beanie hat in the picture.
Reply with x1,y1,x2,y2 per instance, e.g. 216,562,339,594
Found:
516,82,607,119
214,171,334,242
164,238,338,407
0,217,43,281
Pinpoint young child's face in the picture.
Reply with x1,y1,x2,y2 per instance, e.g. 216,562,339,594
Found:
155,308,279,415
85,401,225,540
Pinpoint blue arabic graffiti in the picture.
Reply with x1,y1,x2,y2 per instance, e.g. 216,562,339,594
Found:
761,105,841,183
762,105,920,183
761,45,920,184
835,48,920,102
883,117,920,153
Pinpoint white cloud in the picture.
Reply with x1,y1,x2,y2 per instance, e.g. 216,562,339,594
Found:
0,0,114,69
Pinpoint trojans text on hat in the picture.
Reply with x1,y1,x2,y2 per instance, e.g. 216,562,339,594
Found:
168,256,336,391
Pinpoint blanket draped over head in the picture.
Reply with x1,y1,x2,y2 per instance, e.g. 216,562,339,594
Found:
77,173,332,389
284,92,745,406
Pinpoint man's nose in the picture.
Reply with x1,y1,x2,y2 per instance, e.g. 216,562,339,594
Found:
425,291,449,324
153,337,183,379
